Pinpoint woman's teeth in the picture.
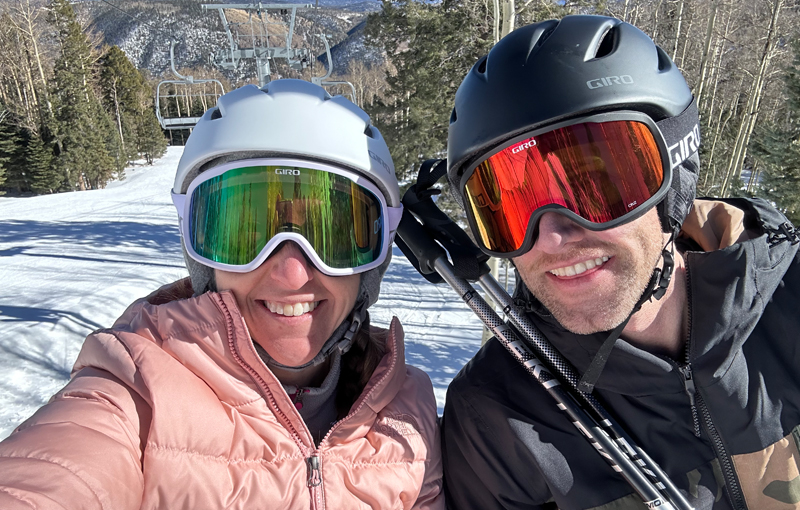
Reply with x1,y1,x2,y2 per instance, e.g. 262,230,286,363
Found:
265,301,319,317
550,256,610,277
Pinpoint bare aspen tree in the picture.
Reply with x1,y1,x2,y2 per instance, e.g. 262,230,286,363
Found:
493,0,501,43
671,0,686,62
695,0,718,109
500,0,516,39
12,0,52,119
720,0,784,196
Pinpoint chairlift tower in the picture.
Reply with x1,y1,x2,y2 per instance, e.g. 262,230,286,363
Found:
201,3,313,87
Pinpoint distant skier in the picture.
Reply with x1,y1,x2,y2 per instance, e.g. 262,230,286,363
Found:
439,15,800,510
0,80,444,509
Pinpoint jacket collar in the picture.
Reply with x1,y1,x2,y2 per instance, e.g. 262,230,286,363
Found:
115,281,408,446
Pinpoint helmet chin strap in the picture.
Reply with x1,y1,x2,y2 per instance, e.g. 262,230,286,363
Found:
577,231,676,394
264,294,369,372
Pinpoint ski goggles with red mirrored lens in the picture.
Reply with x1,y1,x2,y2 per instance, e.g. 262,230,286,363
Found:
172,158,403,276
460,107,700,257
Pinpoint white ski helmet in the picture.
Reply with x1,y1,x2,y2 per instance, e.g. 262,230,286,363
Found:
174,79,400,309
174,79,399,206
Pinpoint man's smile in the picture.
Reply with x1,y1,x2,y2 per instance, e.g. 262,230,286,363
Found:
548,256,611,277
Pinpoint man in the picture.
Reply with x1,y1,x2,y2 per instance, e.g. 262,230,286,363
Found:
441,14,800,510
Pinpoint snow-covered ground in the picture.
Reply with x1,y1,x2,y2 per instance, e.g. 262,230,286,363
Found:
0,147,486,439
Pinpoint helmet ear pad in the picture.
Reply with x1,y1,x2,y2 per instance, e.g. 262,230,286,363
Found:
657,151,700,233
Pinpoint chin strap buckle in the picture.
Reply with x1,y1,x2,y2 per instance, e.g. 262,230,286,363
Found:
651,249,674,301
768,222,799,247
338,314,363,355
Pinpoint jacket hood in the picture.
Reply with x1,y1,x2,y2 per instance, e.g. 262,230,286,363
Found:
513,198,799,396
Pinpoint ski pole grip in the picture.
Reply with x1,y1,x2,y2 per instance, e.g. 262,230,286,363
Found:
395,209,447,283
401,183,491,280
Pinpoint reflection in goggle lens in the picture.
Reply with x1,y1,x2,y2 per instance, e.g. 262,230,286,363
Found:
465,120,664,253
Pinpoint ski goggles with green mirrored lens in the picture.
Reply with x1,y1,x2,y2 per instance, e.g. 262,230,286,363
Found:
172,158,403,276
460,107,700,257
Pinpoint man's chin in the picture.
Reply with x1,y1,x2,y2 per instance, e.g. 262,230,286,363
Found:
547,303,633,336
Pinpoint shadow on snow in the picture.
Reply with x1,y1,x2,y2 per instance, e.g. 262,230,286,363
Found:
0,220,181,253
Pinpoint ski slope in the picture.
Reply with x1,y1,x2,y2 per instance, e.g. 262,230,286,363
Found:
0,147,485,439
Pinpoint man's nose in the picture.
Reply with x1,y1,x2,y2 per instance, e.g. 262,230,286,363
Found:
532,211,587,254
267,242,314,289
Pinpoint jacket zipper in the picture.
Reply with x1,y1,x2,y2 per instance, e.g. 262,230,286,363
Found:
678,364,701,437
681,255,747,510
305,320,402,509
307,454,325,509
216,295,325,509
681,254,701,438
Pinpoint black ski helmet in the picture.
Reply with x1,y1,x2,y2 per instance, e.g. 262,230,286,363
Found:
447,15,700,235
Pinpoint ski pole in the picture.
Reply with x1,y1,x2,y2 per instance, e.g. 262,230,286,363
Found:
478,273,693,510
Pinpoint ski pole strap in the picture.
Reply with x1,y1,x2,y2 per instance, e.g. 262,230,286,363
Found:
416,158,448,192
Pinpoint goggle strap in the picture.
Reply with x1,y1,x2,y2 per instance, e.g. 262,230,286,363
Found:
171,192,186,222
387,205,404,233
655,98,700,169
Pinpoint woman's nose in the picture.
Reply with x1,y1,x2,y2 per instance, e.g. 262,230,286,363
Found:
267,242,314,289
533,211,587,254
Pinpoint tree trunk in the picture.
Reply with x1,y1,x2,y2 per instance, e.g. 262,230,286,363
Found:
695,0,718,109
499,0,515,40
17,0,52,119
672,0,685,62
492,0,500,44
720,0,784,196
111,80,125,153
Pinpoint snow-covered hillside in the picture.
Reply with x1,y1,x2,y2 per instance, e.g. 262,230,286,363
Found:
87,2,381,81
0,147,484,439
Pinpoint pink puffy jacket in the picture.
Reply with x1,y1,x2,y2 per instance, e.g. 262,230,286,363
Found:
0,280,444,509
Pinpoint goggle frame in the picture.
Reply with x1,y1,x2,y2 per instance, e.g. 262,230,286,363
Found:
172,157,403,276
459,110,674,258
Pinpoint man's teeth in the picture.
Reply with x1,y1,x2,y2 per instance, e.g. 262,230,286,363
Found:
550,256,610,277
266,301,319,317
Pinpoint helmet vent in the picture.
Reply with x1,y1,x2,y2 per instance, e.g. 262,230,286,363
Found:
450,108,457,124
535,26,556,48
593,26,617,59
210,108,222,120
477,56,488,74
364,125,375,138
656,46,673,71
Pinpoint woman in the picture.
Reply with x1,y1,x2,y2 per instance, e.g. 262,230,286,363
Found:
0,80,443,509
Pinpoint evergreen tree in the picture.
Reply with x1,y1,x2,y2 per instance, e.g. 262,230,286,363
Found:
0,115,29,194
750,39,800,225
48,0,114,191
135,104,168,165
27,132,59,194
100,46,138,164
100,48,166,165
133,72,166,164
365,0,493,181
94,100,125,183
0,114,11,194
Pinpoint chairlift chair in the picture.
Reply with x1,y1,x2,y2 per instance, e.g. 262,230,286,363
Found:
311,34,358,105
155,41,226,130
